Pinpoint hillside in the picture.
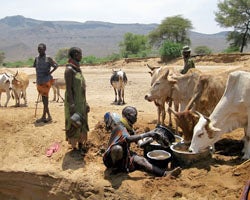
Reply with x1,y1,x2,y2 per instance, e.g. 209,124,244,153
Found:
0,15,230,62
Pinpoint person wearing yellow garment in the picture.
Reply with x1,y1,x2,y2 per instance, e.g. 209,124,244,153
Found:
103,106,182,177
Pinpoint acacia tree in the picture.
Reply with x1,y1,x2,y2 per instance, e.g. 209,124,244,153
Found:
119,32,150,58
215,0,250,52
148,15,193,47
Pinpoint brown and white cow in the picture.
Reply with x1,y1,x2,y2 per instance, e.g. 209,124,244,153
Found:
110,69,127,105
12,71,29,107
147,64,179,126
168,72,228,143
0,73,13,107
145,68,202,132
189,70,250,159
52,78,66,102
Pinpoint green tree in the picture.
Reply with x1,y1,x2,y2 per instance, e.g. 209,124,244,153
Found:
215,0,250,52
194,46,212,55
55,48,69,64
0,51,5,65
148,15,193,47
119,32,150,58
160,40,182,62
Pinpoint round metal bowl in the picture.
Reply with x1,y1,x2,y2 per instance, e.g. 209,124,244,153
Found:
170,142,212,166
147,150,172,169
141,135,184,156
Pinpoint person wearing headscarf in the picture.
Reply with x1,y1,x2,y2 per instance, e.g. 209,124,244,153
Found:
64,47,90,155
33,43,58,123
103,106,182,177
180,45,195,74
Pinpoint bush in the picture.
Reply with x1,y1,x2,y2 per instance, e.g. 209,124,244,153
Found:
160,41,182,62
194,46,212,55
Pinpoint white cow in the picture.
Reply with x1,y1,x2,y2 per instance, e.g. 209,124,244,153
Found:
110,69,127,105
52,78,66,102
189,70,250,159
0,73,13,107
11,71,29,107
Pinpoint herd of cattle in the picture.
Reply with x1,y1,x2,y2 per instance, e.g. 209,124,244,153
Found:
0,65,250,159
144,65,250,160
0,71,65,107
109,65,250,159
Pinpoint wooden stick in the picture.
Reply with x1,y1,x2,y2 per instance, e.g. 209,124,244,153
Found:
34,93,40,117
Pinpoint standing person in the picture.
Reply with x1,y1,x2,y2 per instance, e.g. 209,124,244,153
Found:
180,45,195,74
64,47,90,155
103,106,182,177
33,43,58,123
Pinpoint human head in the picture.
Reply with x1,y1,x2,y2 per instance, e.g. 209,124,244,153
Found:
38,43,46,56
68,47,82,62
182,45,191,58
122,106,137,125
104,112,121,130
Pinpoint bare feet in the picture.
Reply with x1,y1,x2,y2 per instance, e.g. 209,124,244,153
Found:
163,167,182,177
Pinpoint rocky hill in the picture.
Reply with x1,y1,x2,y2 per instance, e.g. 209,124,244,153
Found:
0,15,230,62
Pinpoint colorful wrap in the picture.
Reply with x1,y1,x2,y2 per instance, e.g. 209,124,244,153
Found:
37,79,54,97
103,124,136,172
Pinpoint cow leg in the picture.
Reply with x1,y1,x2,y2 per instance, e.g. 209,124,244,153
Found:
58,89,64,102
4,91,11,107
117,89,122,105
121,88,125,104
167,98,173,127
242,113,250,159
52,86,56,101
113,88,117,102
22,90,27,105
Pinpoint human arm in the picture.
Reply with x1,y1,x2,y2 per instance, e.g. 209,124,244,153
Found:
126,130,155,144
48,57,58,74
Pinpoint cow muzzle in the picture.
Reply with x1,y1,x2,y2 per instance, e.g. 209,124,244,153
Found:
144,94,153,102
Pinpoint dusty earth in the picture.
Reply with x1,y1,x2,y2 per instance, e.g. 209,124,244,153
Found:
0,54,250,200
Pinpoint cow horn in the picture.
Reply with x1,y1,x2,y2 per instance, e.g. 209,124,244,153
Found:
146,64,160,71
14,70,18,77
195,111,210,122
168,107,178,117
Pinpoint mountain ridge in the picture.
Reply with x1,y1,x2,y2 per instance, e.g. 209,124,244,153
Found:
0,15,230,62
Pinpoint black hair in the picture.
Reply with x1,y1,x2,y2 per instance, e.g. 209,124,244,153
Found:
68,47,82,59
38,43,46,50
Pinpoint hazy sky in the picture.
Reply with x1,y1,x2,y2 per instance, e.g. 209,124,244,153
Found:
0,0,230,34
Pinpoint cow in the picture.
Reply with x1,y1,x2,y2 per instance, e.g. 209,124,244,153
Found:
147,64,176,126
52,78,65,102
168,72,228,143
0,73,13,107
11,71,29,107
145,68,202,133
189,70,250,160
110,69,127,105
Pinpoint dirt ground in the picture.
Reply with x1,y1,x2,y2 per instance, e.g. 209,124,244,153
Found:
0,55,250,200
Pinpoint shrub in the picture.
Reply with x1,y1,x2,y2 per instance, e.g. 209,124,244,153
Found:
160,41,182,62
194,46,212,55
